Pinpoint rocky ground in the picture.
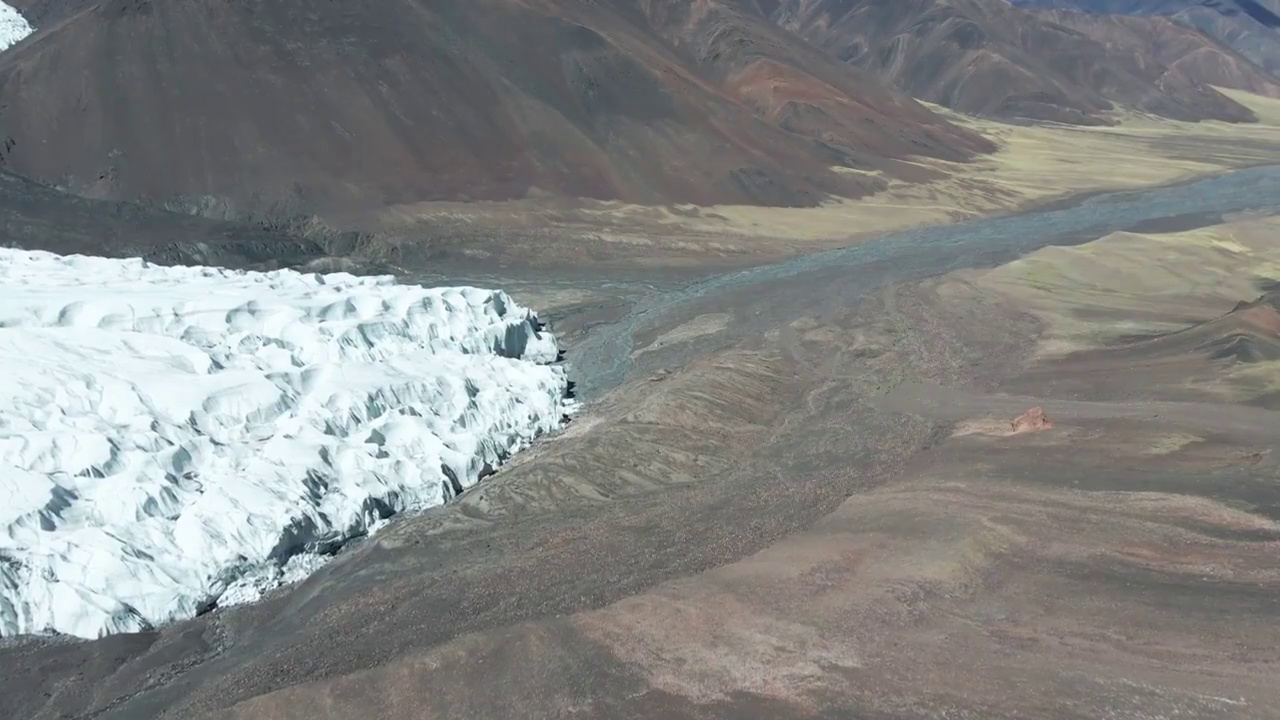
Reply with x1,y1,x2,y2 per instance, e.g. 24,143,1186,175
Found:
4,192,1279,718
2,1,1279,714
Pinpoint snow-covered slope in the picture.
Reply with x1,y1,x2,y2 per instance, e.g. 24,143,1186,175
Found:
0,2,32,52
0,249,571,639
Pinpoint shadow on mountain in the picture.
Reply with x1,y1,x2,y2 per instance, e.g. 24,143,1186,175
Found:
0,170,337,270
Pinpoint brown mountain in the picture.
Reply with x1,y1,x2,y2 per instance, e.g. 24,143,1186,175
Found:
1039,9,1280,98
770,0,1280,125
1010,1,1280,77
0,0,990,217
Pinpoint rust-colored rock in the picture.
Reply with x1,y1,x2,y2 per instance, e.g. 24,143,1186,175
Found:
1011,407,1054,433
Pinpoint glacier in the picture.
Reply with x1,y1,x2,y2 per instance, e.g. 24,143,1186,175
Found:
0,249,572,639
0,1,32,53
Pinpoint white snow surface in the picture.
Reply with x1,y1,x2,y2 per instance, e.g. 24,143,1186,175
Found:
0,249,571,639
0,2,32,52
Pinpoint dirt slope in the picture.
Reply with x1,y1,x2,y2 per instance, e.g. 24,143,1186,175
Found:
1118,288,1280,365
1011,0,1280,76
770,0,1280,124
0,0,989,216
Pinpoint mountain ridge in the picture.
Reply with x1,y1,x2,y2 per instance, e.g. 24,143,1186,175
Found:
0,0,991,216
768,0,1280,125
1009,0,1280,75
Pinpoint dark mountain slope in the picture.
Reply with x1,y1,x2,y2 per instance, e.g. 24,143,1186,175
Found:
0,0,989,216
770,0,1280,125
1042,9,1280,96
1010,0,1280,76
0,170,331,269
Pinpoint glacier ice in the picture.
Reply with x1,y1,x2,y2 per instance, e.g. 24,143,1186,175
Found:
0,2,32,53
0,249,571,639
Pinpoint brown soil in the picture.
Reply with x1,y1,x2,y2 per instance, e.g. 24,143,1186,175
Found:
6,216,1280,719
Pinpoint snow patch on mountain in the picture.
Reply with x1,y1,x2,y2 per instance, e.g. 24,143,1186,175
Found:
0,2,32,52
0,249,571,639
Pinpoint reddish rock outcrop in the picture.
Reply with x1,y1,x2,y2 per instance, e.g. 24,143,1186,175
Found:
1011,407,1055,433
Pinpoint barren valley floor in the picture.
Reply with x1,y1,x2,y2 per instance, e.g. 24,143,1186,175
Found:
5,3,1280,715
4,165,1280,719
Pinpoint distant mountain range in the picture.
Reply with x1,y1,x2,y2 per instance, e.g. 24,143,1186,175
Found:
0,0,994,215
1010,0,1280,76
0,0,1275,218
769,0,1280,125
